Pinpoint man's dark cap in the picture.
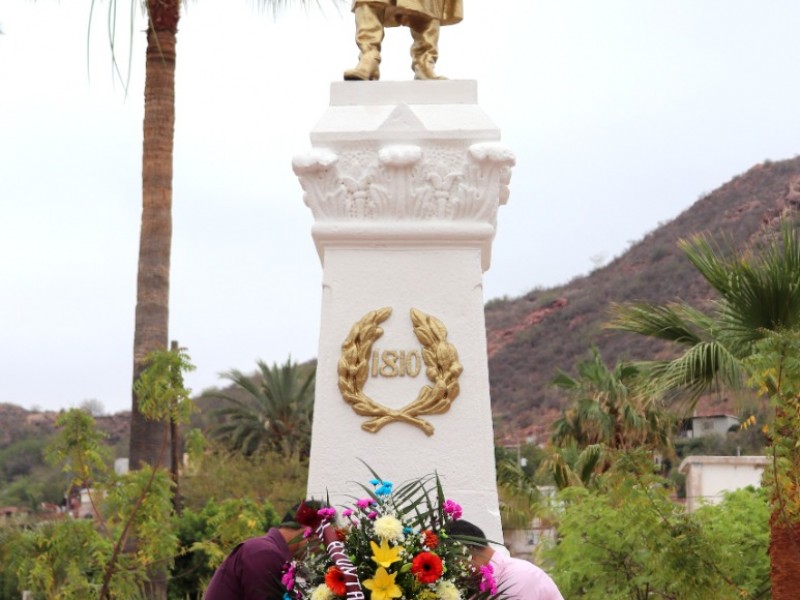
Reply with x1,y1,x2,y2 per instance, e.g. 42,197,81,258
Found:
443,519,490,547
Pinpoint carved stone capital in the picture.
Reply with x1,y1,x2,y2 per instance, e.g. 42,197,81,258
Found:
293,81,516,270
292,141,515,225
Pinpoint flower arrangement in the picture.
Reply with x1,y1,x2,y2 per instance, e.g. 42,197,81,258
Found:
282,471,500,600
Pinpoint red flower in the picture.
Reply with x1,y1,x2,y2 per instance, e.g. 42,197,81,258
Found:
335,527,349,542
411,551,443,584
295,502,322,530
422,529,439,549
325,566,347,596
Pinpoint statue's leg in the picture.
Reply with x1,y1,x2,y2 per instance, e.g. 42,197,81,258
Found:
344,3,386,81
408,16,445,80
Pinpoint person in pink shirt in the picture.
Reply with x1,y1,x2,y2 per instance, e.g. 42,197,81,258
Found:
444,520,564,600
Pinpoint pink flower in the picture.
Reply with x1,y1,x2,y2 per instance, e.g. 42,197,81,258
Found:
479,564,497,595
317,507,337,520
443,499,463,520
342,508,354,517
281,563,296,590
302,527,313,539
357,498,376,509
367,511,378,520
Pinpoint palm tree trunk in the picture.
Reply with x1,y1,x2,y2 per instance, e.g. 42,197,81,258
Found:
769,514,800,599
130,1,179,472
130,4,180,599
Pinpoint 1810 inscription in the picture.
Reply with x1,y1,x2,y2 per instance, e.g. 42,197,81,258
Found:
370,349,423,378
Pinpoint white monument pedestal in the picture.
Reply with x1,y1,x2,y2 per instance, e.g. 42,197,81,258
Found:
294,81,514,543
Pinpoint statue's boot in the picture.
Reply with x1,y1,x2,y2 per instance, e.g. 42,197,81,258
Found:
344,4,384,81
409,17,446,80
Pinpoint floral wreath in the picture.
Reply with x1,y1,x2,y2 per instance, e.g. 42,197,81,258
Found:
282,471,500,600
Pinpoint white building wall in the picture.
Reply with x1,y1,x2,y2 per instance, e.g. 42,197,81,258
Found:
679,455,769,512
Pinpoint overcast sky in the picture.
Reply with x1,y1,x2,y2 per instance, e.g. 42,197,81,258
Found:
2,0,800,414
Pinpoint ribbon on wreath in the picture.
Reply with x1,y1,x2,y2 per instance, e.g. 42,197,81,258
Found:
295,503,365,600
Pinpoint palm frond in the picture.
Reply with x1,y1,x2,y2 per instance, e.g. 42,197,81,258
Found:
206,357,315,456
607,218,800,415
608,303,707,346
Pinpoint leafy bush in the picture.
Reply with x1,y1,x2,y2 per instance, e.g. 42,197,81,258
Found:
694,487,771,597
544,454,769,599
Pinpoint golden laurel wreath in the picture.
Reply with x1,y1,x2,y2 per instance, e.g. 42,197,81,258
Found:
337,307,463,436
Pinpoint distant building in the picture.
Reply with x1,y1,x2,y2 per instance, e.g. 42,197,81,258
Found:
65,485,101,519
679,455,768,512
0,506,30,522
679,414,740,438
114,458,129,475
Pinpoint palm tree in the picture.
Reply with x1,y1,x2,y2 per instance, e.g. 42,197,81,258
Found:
609,218,800,600
129,0,181,474
126,0,317,472
118,3,313,597
542,348,674,490
551,347,674,454
206,357,316,458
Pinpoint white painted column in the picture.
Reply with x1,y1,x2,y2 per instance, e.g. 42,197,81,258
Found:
294,81,514,543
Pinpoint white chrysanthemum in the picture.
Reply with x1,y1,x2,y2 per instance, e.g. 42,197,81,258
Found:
310,584,335,600
373,514,404,541
436,580,462,600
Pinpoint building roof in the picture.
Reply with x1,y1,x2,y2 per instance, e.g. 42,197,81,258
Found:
678,455,769,474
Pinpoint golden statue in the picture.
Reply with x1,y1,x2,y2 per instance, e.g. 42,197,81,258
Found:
344,0,463,81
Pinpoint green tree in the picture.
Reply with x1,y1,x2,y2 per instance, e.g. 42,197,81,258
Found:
748,329,800,596
0,520,24,600
494,447,550,530
9,408,177,600
7,349,196,600
544,348,675,489
206,357,315,457
0,437,49,484
610,218,800,599
133,345,196,513
546,453,769,599
180,442,308,515
694,487,772,598
551,348,674,453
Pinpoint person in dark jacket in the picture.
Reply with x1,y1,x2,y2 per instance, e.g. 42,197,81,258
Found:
204,502,320,600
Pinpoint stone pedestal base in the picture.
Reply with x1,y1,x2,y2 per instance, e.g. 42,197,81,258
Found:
294,81,514,543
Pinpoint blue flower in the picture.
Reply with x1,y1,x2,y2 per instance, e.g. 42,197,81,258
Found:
375,480,393,496
370,478,381,486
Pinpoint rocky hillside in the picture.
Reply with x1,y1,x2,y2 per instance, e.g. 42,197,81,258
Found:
486,156,800,441
0,403,131,450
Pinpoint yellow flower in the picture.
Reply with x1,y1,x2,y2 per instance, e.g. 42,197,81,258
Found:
370,538,404,568
363,567,403,600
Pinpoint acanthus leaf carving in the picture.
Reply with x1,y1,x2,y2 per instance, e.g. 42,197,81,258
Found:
293,142,515,225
